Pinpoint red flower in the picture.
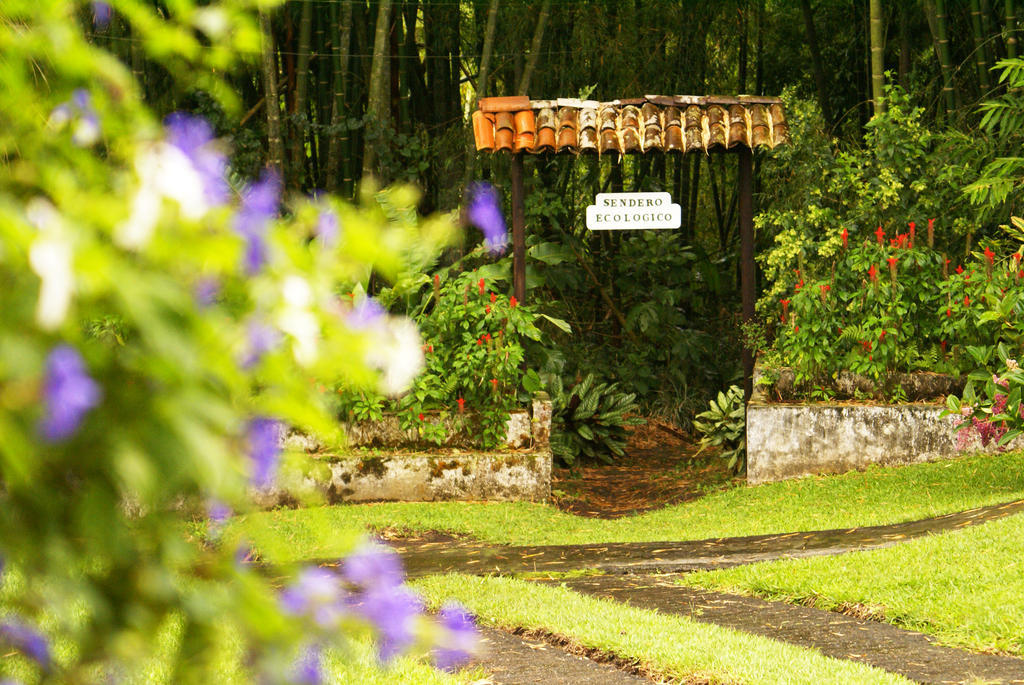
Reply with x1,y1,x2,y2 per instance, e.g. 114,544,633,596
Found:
896,233,908,249
887,256,898,268
890,238,899,248
478,278,485,295
490,292,497,303
428,344,433,353
860,340,873,352
875,225,885,244
485,305,491,314
956,265,964,275
780,298,790,323
476,338,483,345
879,330,886,340
964,295,970,306
418,413,425,421
820,284,831,294
794,325,799,333
509,296,518,308
984,247,996,265
457,398,465,413
947,308,952,317
908,221,916,246
841,227,848,248
1014,253,1023,263
795,279,804,292
869,264,878,283
434,274,440,287
484,333,491,341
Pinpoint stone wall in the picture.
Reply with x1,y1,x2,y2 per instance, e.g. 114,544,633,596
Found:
747,400,1022,484
265,395,554,503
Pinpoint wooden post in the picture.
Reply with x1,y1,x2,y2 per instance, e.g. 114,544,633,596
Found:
738,147,755,401
511,153,527,303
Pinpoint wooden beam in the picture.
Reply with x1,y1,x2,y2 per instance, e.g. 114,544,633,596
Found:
739,147,755,401
511,153,527,303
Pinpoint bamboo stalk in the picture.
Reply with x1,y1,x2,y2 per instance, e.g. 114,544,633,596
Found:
1008,0,1018,59
362,0,393,180
935,0,957,113
869,0,885,115
327,0,353,194
293,0,313,188
517,0,551,95
971,0,992,92
259,10,284,174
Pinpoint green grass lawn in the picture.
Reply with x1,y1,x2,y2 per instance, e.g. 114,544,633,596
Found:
415,574,912,685
676,511,1024,655
228,451,1024,561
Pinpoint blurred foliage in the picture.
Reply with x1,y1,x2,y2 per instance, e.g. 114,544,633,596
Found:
0,0,461,681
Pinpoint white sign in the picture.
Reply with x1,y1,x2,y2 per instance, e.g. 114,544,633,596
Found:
586,192,682,231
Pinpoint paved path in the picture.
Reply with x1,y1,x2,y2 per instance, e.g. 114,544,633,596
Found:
544,574,1024,685
470,626,658,684
386,499,1024,578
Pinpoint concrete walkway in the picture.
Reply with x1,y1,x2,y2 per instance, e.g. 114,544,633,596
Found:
387,499,1024,578
545,574,1024,685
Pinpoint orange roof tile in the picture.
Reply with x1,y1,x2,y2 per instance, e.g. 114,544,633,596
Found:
473,95,789,155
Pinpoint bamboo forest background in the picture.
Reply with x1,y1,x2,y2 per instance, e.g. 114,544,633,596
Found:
93,0,1024,427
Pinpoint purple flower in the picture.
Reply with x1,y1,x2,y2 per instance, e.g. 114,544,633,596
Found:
194,277,220,307
292,643,324,685
352,585,423,662
92,1,112,29
341,542,404,589
241,319,280,369
234,170,281,275
466,182,508,254
39,345,102,443
0,619,51,670
346,297,386,331
432,602,479,672
280,567,348,628
164,113,230,206
246,417,281,488
316,208,339,247
51,90,100,146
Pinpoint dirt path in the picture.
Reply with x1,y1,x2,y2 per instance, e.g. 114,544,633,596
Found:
545,575,1024,685
551,420,738,518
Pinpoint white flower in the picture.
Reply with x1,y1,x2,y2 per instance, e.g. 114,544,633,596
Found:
26,199,74,331
278,276,319,365
366,317,423,395
116,142,209,249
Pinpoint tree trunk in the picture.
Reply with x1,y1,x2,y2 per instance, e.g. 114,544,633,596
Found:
260,10,284,174
517,0,551,94
327,0,353,194
798,0,832,124
869,0,885,115
362,0,393,180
